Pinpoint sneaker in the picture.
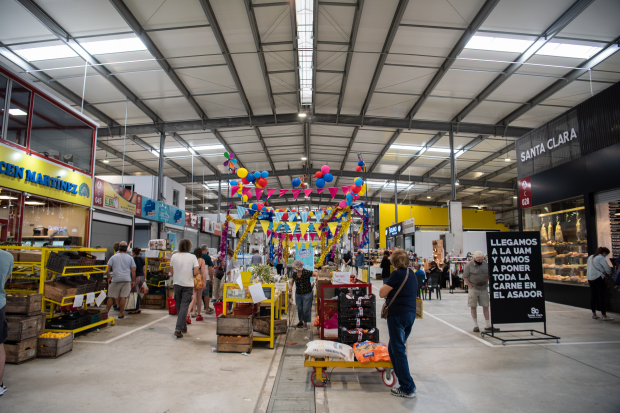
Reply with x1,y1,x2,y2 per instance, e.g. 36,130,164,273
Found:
484,327,500,332
473,327,480,332
0,383,7,396
182,327,188,334
602,316,615,321
303,323,308,330
174,330,183,338
592,315,600,319
196,315,204,321
296,321,304,328
391,388,415,398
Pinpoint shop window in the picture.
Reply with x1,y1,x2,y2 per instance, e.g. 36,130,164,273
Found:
29,95,93,172
522,197,587,285
21,197,87,246
5,82,31,147
173,189,179,207
0,189,22,242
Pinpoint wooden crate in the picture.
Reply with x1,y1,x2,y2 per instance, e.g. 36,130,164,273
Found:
253,316,287,335
37,334,73,358
6,313,45,342
216,314,253,336
6,293,43,315
44,281,77,303
141,294,166,309
5,338,37,364
217,332,253,353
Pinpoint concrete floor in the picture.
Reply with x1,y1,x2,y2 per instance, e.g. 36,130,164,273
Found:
3,281,620,412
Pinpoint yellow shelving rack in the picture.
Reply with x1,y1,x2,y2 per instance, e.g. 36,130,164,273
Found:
145,249,171,287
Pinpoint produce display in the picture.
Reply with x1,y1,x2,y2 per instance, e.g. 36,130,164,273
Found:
353,342,390,364
39,332,71,339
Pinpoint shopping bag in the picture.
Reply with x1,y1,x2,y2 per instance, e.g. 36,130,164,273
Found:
125,292,139,312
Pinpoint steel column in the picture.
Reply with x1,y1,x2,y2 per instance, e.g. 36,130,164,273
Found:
449,130,456,201
158,132,166,202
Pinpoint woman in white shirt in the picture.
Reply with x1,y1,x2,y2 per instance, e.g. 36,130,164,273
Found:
170,239,199,338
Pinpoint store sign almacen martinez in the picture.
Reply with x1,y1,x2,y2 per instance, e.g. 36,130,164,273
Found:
0,143,92,207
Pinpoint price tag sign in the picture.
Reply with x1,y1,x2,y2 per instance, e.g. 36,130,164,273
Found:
332,272,350,284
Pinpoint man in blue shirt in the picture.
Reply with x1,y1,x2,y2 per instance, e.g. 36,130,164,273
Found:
0,248,14,396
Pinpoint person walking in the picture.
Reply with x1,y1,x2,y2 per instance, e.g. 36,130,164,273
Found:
170,239,200,338
251,249,262,265
462,251,498,333
289,260,318,329
128,247,146,315
380,251,391,283
587,247,614,321
105,243,136,319
0,249,14,396
188,248,206,322
413,263,426,299
200,245,214,314
379,248,418,398
355,250,365,276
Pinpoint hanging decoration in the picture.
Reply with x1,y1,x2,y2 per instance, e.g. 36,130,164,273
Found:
223,152,238,172
229,211,260,261
283,232,289,264
219,204,234,261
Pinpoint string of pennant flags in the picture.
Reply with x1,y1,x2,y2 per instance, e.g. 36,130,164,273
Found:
230,186,358,202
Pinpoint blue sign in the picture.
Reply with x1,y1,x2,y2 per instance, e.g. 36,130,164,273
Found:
295,244,314,271
138,196,184,226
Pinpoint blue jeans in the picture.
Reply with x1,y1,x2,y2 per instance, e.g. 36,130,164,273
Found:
387,312,416,393
296,292,313,323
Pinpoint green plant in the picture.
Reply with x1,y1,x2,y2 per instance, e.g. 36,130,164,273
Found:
250,263,276,284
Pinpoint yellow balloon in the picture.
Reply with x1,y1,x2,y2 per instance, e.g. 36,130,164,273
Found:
359,183,368,196
242,194,248,202
309,211,314,217
237,168,248,178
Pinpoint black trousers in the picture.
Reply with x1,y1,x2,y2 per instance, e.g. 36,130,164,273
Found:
588,276,606,315
276,263,283,275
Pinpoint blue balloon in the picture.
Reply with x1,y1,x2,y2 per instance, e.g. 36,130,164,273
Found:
354,178,363,187
254,171,261,179
358,160,364,166
246,174,255,182
316,178,325,188
347,200,352,206
231,180,238,186
261,171,269,178
231,158,237,163
251,204,258,210
292,178,301,187
324,173,333,183
262,206,267,212
346,193,352,200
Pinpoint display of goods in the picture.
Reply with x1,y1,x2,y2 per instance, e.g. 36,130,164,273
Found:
324,313,338,329
334,287,368,296
216,333,253,353
338,293,375,308
37,333,73,358
46,313,90,330
94,280,108,292
6,313,46,342
353,341,390,364
253,316,287,335
217,314,253,336
541,251,558,258
339,307,376,318
233,303,255,316
44,281,78,303
46,252,70,273
60,277,96,294
5,337,37,364
149,239,169,250
339,316,376,330
339,327,379,344
305,340,354,361
5,293,43,315
6,282,38,291
142,294,166,309
78,310,101,324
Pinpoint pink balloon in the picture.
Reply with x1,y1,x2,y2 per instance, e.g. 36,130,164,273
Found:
321,165,330,175
247,192,253,199
338,200,347,208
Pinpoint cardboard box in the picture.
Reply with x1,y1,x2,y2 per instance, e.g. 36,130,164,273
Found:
7,250,20,262
20,251,42,263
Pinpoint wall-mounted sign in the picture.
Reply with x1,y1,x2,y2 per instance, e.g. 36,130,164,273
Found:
518,177,532,209
93,178,138,215
385,223,402,237
402,218,415,234
213,222,222,236
0,143,92,207
185,211,199,229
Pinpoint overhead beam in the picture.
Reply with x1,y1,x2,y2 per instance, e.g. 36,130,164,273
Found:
96,141,159,176
254,126,284,189
335,0,364,119
169,132,221,176
312,0,319,112
334,127,359,187
457,142,515,178
290,0,301,112
95,161,123,175
359,0,409,119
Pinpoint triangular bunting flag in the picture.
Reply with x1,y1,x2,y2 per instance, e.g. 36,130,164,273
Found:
289,234,293,241
304,188,314,197
234,222,244,236
327,222,338,235
341,186,351,195
288,213,296,222
274,211,283,223
279,189,289,198
300,211,309,223
286,222,297,234
310,232,316,241
255,188,264,200
303,234,308,241
267,230,272,237
230,185,239,196
260,220,270,234
266,188,277,199
328,187,339,198
295,233,301,242
318,210,325,220
299,223,310,238
358,223,364,233
303,242,308,250
248,219,257,233
236,206,247,218
291,189,302,200
316,188,325,194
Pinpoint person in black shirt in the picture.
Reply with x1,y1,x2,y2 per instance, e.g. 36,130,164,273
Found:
289,260,318,329
379,248,418,399
426,261,442,300
129,247,146,315
380,251,391,283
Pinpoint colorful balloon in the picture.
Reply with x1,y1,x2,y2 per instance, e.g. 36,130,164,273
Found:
258,203,264,210
351,185,361,193
261,171,269,178
282,213,289,220
358,160,364,166
321,165,330,175
315,171,323,179
262,206,267,212
316,178,325,188
231,180,238,186
251,203,258,210
355,166,362,172
237,168,248,178
257,177,268,187
292,178,301,187
354,178,363,187
246,174,255,183
254,171,261,179
338,200,347,208
231,158,237,164
346,192,353,200
324,173,333,183
241,177,249,185
242,194,248,202
224,152,229,159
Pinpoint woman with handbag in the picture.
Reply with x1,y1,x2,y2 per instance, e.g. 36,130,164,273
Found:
586,247,614,321
127,247,146,315
188,248,207,321
379,248,418,399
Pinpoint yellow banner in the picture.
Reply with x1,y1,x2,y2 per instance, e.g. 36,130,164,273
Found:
259,220,271,234
327,222,338,235
299,223,310,238
93,178,137,215
0,144,92,207
286,222,297,234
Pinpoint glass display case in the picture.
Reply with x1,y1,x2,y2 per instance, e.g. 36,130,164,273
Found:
523,197,588,285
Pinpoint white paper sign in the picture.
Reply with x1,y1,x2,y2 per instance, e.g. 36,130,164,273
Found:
235,274,244,290
145,250,159,258
86,292,95,305
72,294,84,308
249,283,267,304
275,282,287,292
95,291,107,307
332,272,350,284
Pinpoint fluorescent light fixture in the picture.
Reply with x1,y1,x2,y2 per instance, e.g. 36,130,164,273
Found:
537,42,602,59
505,157,511,161
102,159,109,163
427,196,431,199
193,144,224,151
297,0,314,105
391,144,424,151
298,113,307,118
164,147,189,153
185,197,188,200
465,36,533,53
8,109,27,116
0,196,17,200
455,180,460,186
14,45,77,61
513,196,517,199
205,206,208,209
25,201,45,205
80,38,147,55
301,157,307,160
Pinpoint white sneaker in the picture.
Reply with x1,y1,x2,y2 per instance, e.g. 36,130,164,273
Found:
0,383,7,396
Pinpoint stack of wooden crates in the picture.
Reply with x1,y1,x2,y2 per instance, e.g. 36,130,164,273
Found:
216,315,253,353
5,294,45,364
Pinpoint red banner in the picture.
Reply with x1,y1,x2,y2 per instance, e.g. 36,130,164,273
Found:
518,177,531,209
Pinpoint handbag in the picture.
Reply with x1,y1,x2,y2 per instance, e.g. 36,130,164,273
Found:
381,269,410,319
125,292,139,312
215,261,225,280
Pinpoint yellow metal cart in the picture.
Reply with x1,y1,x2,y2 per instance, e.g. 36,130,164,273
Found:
304,355,395,387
